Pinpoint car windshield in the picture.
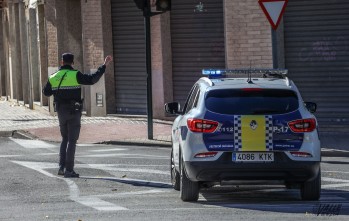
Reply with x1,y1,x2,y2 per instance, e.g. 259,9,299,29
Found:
205,89,299,115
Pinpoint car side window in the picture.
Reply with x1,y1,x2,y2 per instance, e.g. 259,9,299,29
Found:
193,88,200,108
184,85,200,114
182,85,196,113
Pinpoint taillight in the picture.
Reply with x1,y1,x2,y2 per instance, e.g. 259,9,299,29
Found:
288,118,316,133
187,119,219,133
290,151,313,158
194,152,218,158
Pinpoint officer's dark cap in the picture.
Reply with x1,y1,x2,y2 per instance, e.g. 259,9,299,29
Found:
62,53,74,63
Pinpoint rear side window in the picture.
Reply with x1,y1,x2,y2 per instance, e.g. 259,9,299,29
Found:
205,89,299,115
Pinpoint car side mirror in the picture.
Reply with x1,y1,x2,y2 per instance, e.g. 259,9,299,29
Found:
304,102,317,113
165,102,181,115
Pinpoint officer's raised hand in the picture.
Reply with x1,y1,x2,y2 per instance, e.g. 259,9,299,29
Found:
104,55,113,66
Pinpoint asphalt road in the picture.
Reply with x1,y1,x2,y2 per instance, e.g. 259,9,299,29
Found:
0,137,348,221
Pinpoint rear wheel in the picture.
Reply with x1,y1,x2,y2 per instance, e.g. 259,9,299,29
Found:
300,167,321,201
180,156,199,202
170,150,180,191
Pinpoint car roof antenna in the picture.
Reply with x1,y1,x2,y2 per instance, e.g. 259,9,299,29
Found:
247,61,253,84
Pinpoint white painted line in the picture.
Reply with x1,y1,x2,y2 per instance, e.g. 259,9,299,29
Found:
323,170,349,174
322,176,349,189
322,183,349,188
77,196,128,211
89,148,129,152
77,153,168,159
12,161,56,178
85,163,166,167
322,177,349,183
76,144,101,147
0,155,23,158
35,153,57,156
91,189,171,199
87,164,168,175
10,138,56,149
11,160,128,211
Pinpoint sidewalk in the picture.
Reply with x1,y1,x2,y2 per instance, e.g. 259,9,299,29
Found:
0,98,172,147
0,98,348,156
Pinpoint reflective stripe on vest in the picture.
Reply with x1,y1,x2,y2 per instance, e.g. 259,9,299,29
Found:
49,70,81,91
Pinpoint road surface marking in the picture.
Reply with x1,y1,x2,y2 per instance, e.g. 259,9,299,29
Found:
11,160,128,211
89,148,129,152
91,189,171,198
0,154,23,158
322,177,349,183
322,176,349,188
77,153,168,159
323,170,349,174
10,138,56,149
86,164,168,175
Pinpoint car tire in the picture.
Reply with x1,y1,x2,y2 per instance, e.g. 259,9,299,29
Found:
171,150,180,191
180,156,199,202
300,167,321,201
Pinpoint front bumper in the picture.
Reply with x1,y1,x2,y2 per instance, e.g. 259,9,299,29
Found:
184,152,320,183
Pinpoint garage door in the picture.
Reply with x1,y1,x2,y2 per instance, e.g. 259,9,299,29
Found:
283,0,349,132
111,0,146,114
171,0,225,105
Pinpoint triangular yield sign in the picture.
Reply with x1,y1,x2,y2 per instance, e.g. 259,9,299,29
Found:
259,0,288,30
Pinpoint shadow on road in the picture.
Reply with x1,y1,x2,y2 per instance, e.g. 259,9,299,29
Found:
80,176,172,189
198,186,349,216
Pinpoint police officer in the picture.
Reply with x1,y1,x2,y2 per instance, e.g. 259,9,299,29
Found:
42,53,113,178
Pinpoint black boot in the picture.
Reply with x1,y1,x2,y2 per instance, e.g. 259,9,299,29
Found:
58,166,65,176
64,170,79,178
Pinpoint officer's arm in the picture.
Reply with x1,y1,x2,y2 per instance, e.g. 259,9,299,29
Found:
42,80,53,97
76,65,106,85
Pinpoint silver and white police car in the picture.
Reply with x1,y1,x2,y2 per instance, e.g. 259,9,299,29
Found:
165,69,321,202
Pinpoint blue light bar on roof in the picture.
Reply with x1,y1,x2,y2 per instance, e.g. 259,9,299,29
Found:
202,69,223,75
202,68,288,79
202,69,225,79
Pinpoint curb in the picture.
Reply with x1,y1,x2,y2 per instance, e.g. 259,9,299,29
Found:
0,131,13,137
0,130,37,140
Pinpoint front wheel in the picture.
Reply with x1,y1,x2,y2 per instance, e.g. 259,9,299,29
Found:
180,157,199,202
300,167,321,201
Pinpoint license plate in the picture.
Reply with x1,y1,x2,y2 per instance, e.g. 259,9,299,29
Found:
233,152,274,162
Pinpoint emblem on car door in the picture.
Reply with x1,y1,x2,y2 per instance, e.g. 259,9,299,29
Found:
250,120,258,130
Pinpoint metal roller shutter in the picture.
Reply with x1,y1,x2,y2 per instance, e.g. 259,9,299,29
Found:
171,0,225,105
283,0,349,132
110,0,146,114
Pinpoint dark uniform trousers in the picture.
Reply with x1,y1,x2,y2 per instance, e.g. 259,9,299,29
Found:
57,103,82,171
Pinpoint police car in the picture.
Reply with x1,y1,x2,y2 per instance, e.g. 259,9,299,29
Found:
165,69,321,202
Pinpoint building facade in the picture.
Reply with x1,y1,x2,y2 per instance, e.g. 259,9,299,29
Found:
0,0,348,134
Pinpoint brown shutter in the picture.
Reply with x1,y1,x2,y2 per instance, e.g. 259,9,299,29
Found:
111,0,146,114
171,0,225,105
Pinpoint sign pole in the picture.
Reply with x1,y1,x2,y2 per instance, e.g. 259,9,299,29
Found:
133,0,170,140
144,1,153,140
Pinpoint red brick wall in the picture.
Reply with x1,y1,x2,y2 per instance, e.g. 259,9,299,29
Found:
151,12,173,119
81,0,104,68
45,0,58,68
81,0,115,115
225,0,273,68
